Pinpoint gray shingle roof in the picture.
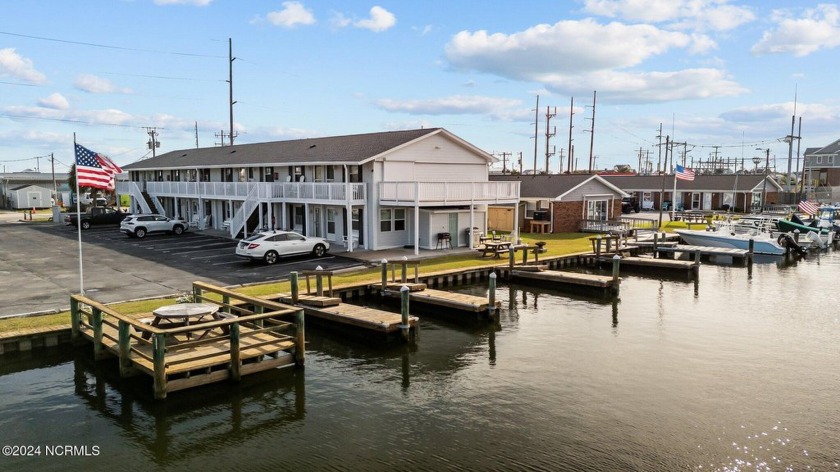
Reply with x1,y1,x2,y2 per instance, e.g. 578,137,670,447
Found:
602,174,781,192
809,138,840,156
123,128,443,171
490,174,614,198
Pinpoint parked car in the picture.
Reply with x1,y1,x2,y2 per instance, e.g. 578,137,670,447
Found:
65,207,128,229
120,214,188,238
621,196,641,214
236,230,330,264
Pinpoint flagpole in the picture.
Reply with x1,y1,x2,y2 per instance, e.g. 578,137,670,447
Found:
73,133,84,295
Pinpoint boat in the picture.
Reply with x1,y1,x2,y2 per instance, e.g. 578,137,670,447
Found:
674,228,789,255
777,207,840,238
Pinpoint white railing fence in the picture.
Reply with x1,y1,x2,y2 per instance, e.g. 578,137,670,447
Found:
378,181,520,204
228,185,261,238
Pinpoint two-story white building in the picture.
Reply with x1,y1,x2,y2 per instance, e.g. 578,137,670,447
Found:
120,128,520,254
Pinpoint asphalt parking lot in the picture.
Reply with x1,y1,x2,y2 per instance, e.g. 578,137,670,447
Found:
0,221,364,317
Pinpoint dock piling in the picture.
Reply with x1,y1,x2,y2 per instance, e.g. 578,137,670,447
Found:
291,271,300,304
400,285,411,341
488,272,497,318
748,239,755,265
295,308,305,366
508,247,515,270
315,266,324,297
380,259,388,294
611,254,621,282
595,235,602,257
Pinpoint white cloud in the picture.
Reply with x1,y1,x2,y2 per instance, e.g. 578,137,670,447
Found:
74,74,132,94
37,93,69,110
354,6,396,32
383,120,435,131
446,20,691,79
3,105,135,127
444,19,746,103
582,0,755,31
752,5,840,57
412,25,433,36
0,48,47,84
332,6,396,32
375,95,524,120
266,1,316,28
721,101,839,123
153,0,212,5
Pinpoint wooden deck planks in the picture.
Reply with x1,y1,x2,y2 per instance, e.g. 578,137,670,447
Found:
383,287,496,313
303,303,417,333
512,269,615,288
614,256,697,270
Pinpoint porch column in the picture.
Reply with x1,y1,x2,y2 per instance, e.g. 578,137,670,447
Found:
512,202,520,243
304,203,309,236
258,202,264,231
414,203,420,255
267,202,273,230
346,202,353,253
469,204,474,250
281,202,287,231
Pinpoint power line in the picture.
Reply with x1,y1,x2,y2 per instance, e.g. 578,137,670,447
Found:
0,113,163,129
0,30,225,58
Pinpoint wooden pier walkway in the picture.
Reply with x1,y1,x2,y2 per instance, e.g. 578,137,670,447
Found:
598,255,699,272
510,268,619,296
379,260,499,318
71,281,304,400
655,244,749,259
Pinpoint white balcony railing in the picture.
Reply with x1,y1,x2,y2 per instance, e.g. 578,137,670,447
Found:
378,181,520,205
143,181,367,203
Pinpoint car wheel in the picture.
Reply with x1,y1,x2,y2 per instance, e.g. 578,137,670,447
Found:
634,208,640,213
135,228,146,238
81,221,91,230
313,244,327,257
264,250,279,265
172,225,184,235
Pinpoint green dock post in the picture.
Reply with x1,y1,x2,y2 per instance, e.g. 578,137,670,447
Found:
118,319,132,377
488,272,497,319
694,249,701,267
596,235,602,257
400,285,411,342
153,333,167,400
192,284,202,302
291,271,299,304
401,256,408,283
653,233,659,258
606,234,612,253
295,308,305,366
793,229,800,243
92,307,105,360
70,297,81,344
748,239,755,264
230,322,241,382
522,244,528,265
508,247,515,269
380,259,388,294
315,266,324,297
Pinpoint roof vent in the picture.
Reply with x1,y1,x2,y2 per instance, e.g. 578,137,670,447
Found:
181,153,187,157
230,150,237,154
309,144,316,149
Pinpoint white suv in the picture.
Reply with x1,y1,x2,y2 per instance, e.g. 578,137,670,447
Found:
120,214,188,238
236,230,330,264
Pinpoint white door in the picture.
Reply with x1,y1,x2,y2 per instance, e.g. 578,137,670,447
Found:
327,209,336,240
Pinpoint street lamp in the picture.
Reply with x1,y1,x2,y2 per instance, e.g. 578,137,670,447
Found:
751,156,761,172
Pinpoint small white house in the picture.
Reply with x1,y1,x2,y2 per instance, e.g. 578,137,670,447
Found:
9,184,52,209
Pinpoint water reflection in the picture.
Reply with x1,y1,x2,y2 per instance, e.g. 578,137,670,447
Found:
71,353,305,466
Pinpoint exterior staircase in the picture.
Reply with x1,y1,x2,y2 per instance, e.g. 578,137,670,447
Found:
228,185,260,238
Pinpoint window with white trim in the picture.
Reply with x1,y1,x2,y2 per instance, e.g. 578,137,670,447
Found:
380,208,406,232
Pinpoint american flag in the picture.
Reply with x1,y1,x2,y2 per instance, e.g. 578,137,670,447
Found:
675,164,695,181
75,144,121,190
798,199,819,215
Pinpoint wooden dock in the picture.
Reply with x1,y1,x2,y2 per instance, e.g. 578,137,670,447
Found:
655,244,749,259
265,269,419,340
378,260,499,318
511,269,619,297
598,255,699,273
71,281,304,400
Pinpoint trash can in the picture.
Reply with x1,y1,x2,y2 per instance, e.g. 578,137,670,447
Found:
467,227,481,246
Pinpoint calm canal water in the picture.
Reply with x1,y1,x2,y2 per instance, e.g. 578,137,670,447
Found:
2,252,839,471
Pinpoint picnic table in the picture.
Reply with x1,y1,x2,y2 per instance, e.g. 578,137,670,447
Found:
142,302,223,340
478,241,512,258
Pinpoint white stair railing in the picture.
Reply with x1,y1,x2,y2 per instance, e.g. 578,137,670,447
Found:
228,184,261,238
151,195,165,215
130,182,152,214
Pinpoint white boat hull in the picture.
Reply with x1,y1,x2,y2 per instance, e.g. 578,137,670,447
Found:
675,229,786,255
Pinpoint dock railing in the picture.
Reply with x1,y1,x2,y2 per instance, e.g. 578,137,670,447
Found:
70,282,305,399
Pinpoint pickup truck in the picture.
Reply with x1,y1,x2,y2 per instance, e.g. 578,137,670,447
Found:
64,207,128,230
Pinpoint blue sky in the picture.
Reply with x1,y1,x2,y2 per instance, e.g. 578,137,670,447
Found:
1,0,838,176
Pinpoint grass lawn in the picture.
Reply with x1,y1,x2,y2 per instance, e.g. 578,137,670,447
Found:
0,229,676,335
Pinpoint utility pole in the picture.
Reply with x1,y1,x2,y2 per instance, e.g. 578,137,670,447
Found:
215,130,230,147
544,106,557,173
532,95,539,175
637,147,644,175
497,152,511,174
144,127,160,157
36,155,40,172
793,117,803,202
558,148,565,174
50,153,56,200
585,91,596,173
228,38,237,146
517,152,523,174
656,123,663,174
567,96,574,173
195,121,199,148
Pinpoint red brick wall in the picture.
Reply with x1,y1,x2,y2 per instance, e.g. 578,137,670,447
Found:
551,201,582,232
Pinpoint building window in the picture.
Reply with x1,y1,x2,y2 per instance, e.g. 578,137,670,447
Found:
585,199,608,221
327,209,336,234
349,166,361,183
380,209,392,232
314,166,323,182
294,166,304,182
327,166,335,182
380,208,406,232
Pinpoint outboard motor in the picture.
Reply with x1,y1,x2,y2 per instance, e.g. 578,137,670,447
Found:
777,233,807,255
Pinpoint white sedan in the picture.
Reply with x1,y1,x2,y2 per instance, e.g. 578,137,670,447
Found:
236,231,330,264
